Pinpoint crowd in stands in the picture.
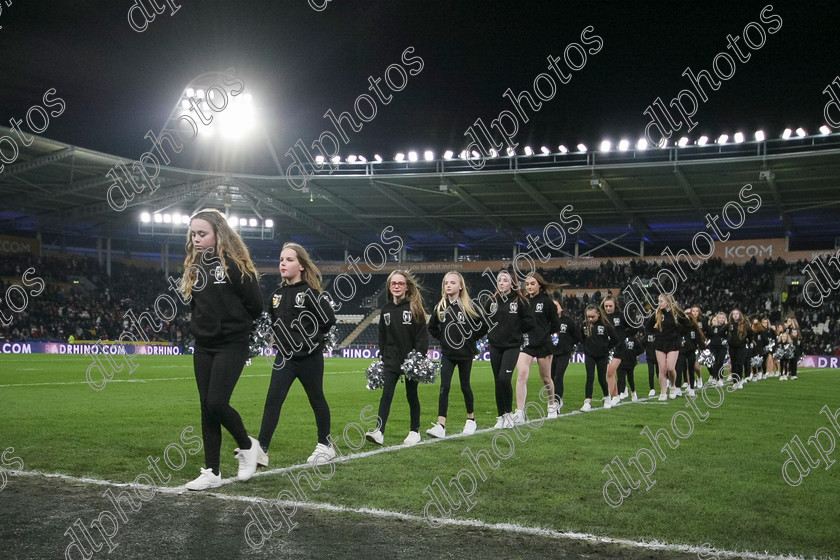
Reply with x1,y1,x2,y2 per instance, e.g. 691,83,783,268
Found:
1,252,838,356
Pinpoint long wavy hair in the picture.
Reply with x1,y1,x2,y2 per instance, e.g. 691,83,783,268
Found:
182,208,258,297
525,271,564,298
386,269,426,323
654,294,686,331
281,242,323,292
729,309,750,338
435,271,478,318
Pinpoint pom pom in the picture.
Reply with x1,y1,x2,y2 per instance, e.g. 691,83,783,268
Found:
608,349,614,362
324,325,339,354
475,336,488,355
697,349,715,368
520,333,530,351
750,355,764,368
248,312,273,358
401,349,440,384
764,341,775,354
551,333,559,346
365,360,385,390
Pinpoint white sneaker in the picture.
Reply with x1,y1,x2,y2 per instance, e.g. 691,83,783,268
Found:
681,382,688,390
307,443,337,464
791,376,798,380
186,467,222,491
603,397,612,409
556,397,564,411
631,392,638,402
547,404,558,419
256,446,269,468
580,401,592,412
426,422,446,439
462,419,477,434
696,378,704,388
502,412,515,429
669,387,677,400
674,388,683,398
648,389,656,397
620,389,629,399
687,388,695,398
610,396,621,407
403,431,421,446
234,436,261,481
512,409,526,425
366,429,384,445
493,416,505,429
658,393,668,402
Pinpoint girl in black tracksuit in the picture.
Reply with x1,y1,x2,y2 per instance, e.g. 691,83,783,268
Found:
580,304,617,411
550,298,581,410
789,328,803,379
258,243,337,465
751,321,770,379
183,209,263,490
515,272,562,420
676,314,705,394
485,270,535,428
367,270,428,446
705,312,728,384
643,323,659,396
602,296,638,402
426,271,488,437
725,309,754,388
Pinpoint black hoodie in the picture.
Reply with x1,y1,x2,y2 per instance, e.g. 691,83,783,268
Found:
379,298,429,371
484,292,535,350
269,280,336,358
428,299,488,360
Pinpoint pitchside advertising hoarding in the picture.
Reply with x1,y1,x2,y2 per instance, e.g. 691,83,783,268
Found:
2,341,839,369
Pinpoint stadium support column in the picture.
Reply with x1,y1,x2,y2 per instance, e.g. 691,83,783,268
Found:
640,241,645,257
454,245,458,262
161,243,169,277
106,238,112,277
97,237,103,268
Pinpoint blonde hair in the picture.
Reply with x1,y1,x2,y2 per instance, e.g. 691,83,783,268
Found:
435,271,478,318
281,242,323,292
386,269,426,323
182,208,258,297
654,294,685,331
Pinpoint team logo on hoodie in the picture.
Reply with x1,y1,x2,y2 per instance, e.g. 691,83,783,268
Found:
403,310,412,324
509,302,518,313
383,312,391,326
295,292,306,308
489,302,498,314
272,294,282,308
211,265,226,284
535,303,543,313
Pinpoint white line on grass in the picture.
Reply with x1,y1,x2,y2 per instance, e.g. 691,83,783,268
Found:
13,468,806,560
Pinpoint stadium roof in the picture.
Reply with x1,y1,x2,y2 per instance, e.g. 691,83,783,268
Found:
1,128,838,262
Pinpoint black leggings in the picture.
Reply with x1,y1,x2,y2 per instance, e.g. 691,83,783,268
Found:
438,356,474,418
730,346,748,382
709,346,727,380
646,350,658,390
259,351,330,449
551,353,571,400
193,344,251,473
584,355,609,399
489,345,518,415
676,349,696,388
377,369,420,434
618,364,636,394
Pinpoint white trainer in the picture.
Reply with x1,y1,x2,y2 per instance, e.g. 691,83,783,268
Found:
426,422,446,439
462,419,477,435
610,396,621,407
493,416,505,429
580,401,592,412
234,436,261,481
502,412,515,429
696,378,704,388
256,446,269,468
403,431,421,446
307,443,337,464
556,397,564,411
512,409,526,425
687,388,696,398
631,392,638,402
603,397,612,409
186,467,222,491
658,393,668,402
366,429,384,445
668,387,677,400
648,389,656,397
547,404,558,419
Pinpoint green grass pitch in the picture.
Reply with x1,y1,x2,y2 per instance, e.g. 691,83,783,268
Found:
1,354,838,558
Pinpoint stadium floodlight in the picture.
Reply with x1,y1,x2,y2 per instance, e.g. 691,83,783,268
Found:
506,147,516,156
524,146,534,155
599,140,611,152
618,139,629,151
558,144,568,153
577,143,587,152
782,128,792,139
540,146,550,155
358,155,367,163
315,154,325,164
734,132,744,143
196,89,205,98
239,217,247,226
717,134,729,144
180,99,190,109
227,216,237,228
408,151,418,162
697,135,708,146
395,152,405,162
181,214,190,224
140,212,151,223
154,213,163,223
164,214,174,224
471,150,481,159
489,148,498,157
796,127,807,137
820,125,831,135
374,154,383,162
636,138,648,150
249,218,257,227
443,150,453,159
185,87,195,97
265,219,274,228
331,155,341,165
424,150,434,161
347,155,357,163
677,137,689,147
754,130,765,141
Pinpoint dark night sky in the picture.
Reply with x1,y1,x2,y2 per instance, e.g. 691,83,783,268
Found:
2,0,839,174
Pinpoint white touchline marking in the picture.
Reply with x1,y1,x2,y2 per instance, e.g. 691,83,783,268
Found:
13,469,804,560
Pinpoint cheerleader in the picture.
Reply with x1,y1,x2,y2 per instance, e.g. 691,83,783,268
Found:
643,320,659,397
366,270,428,446
550,298,581,412
426,271,487,438
725,308,753,389
690,306,707,388
257,243,337,467
646,294,690,401
675,305,705,397
750,319,769,381
485,270,535,429
761,318,777,377
182,209,263,491
602,295,637,405
789,328,803,380
514,272,562,422
705,312,728,386
580,304,617,411
777,332,794,380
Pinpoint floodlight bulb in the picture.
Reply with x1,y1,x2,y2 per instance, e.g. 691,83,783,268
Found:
395,152,405,162
443,150,453,159
374,154,383,162
618,140,629,151
424,150,434,161
795,127,806,137
599,140,611,152
636,139,648,150
524,146,533,155
677,137,689,147
265,219,274,228
754,130,765,141
140,212,151,223
249,218,257,227
558,145,568,153
717,134,729,144
540,146,550,155
697,136,708,146
782,128,792,139
577,143,587,152
734,132,744,143
239,218,247,226
820,125,831,135
154,213,162,223
408,151,418,162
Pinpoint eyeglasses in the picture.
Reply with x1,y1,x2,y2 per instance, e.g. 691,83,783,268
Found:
390,281,406,286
